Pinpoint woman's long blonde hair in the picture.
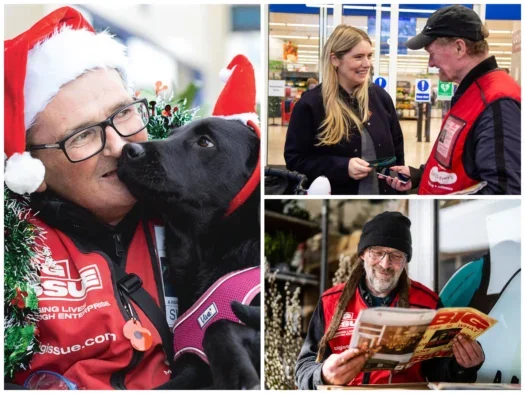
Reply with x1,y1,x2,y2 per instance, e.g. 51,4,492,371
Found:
318,25,372,146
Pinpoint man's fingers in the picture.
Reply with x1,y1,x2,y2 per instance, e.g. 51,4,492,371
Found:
390,165,409,176
390,177,411,191
452,343,466,366
391,178,404,191
327,351,368,385
459,337,483,360
338,354,367,375
453,338,472,365
333,349,363,371
339,347,363,360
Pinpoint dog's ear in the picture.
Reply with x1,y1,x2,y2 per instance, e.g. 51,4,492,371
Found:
231,301,260,330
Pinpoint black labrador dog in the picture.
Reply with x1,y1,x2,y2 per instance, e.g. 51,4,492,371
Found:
117,117,260,389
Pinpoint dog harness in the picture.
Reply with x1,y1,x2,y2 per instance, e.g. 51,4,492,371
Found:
172,266,260,364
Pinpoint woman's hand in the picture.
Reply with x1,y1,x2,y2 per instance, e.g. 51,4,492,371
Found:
321,348,368,386
348,158,372,180
379,165,412,191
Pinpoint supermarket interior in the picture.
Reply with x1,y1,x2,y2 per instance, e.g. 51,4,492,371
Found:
264,4,521,170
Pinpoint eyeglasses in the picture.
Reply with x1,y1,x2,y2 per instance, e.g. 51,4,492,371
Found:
368,247,407,265
29,98,150,163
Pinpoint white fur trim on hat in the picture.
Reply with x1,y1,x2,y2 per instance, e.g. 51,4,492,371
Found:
219,66,235,83
5,152,45,195
24,25,131,131
212,112,259,126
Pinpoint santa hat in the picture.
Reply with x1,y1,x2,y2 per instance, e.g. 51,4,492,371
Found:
213,55,260,216
213,54,259,126
4,6,130,195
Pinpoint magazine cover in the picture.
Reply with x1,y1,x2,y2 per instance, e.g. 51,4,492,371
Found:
410,307,498,364
349,308,436,371
349,307,497,371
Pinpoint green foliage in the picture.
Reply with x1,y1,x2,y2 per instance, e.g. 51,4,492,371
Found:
4,186,43,378
146,97,199,140
268,96,282,118
139,81,200,109
269,60,284,71
265,232,299,264
283,200,310,221
4,325,38,379
137,82,200,140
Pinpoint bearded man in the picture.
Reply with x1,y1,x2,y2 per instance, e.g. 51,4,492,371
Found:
295,212,485,389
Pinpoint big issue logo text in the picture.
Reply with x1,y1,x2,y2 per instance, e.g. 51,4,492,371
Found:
35,260,103,301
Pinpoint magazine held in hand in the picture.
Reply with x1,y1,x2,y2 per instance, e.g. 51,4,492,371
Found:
349,307,497,371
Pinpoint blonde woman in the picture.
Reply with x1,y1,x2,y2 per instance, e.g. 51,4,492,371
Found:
284,25,405,195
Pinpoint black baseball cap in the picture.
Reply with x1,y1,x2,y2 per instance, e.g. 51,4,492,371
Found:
405,5,484,50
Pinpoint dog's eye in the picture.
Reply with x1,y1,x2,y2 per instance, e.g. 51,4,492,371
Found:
197,136,215,148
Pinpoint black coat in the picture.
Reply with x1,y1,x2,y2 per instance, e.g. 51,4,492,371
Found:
284,83,405,195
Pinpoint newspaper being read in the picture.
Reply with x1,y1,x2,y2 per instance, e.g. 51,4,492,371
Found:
348,307,497,371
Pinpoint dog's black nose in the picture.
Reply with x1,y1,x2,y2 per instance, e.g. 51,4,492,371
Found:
124,143,145,159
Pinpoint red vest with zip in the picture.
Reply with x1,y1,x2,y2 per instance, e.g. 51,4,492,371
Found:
14,217,171,389
419,70,521,195
322,280,438,385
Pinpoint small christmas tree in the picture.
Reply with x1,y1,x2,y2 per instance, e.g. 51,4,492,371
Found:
268,97,282,126
137,81,200,140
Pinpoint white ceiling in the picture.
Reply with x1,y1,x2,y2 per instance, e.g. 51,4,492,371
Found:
269,12,518,74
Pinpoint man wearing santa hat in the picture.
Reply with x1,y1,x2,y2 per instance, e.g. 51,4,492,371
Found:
4,6,260,390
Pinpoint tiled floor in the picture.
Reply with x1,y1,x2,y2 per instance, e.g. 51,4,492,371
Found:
265,117,444,170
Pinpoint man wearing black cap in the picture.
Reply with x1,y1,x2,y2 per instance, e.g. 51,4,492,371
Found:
384,5,520,195
295,212,484,389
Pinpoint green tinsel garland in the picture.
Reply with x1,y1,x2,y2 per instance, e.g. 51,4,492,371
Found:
4,185,46,379
147,96,199,140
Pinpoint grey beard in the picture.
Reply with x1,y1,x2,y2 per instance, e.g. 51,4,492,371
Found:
364,262,402,295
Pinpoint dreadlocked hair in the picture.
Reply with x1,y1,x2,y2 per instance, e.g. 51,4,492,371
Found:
316,259,364,362
396,268,410,308
316,258,411,362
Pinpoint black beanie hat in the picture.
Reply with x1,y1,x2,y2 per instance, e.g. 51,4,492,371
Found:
358,211,412,262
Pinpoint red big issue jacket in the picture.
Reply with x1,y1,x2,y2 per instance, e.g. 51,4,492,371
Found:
14,217,171,389
419,70,521,195
321,280,439,384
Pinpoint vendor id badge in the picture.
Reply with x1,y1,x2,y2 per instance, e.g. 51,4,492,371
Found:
435,115,467,168
154,226,178,328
